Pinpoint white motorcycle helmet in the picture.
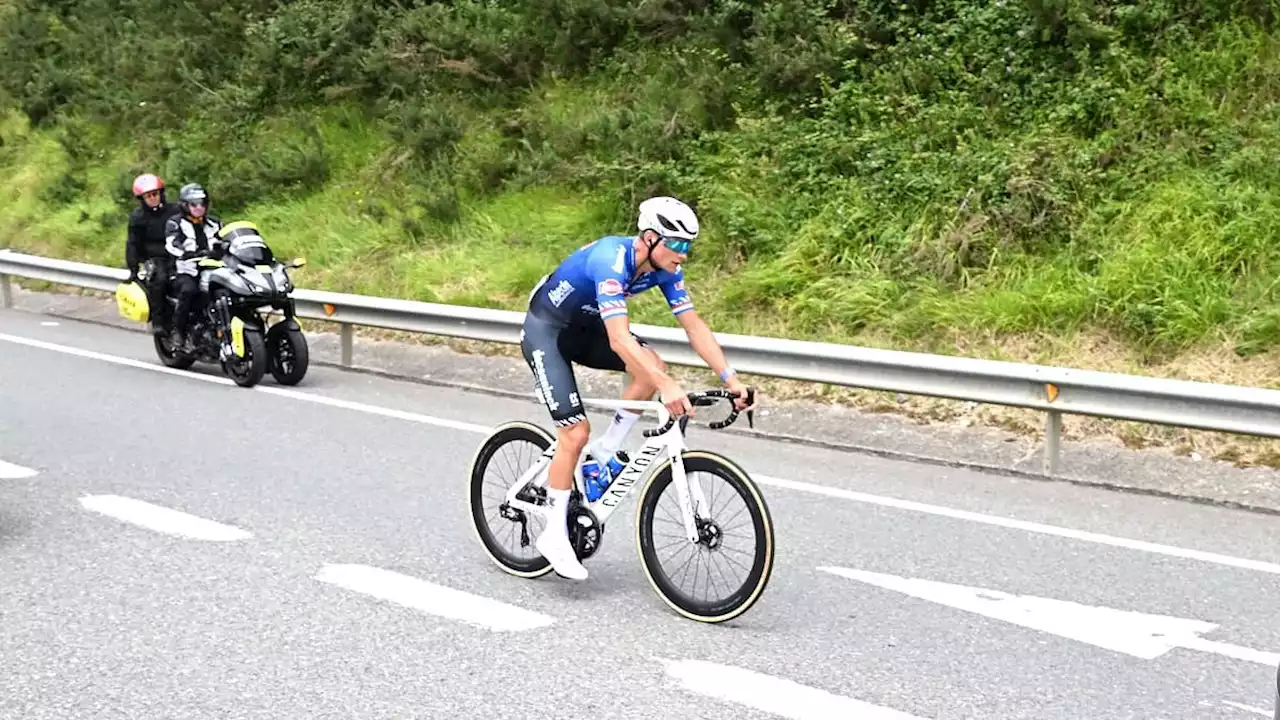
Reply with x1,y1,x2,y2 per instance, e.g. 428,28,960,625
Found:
637,196,699,243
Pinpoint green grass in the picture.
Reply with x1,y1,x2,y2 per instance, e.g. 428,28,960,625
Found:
7,1,1280,374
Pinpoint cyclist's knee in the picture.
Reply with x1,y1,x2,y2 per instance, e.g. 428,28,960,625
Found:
557,421,590,451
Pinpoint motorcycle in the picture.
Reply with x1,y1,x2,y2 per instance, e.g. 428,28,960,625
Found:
116,220,310,388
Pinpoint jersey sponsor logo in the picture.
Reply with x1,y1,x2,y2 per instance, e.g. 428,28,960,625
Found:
548,279,574,307
597,278,624,296
674,279,685,291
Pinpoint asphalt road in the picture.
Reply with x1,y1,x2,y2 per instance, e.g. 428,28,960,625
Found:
2,307,1279,719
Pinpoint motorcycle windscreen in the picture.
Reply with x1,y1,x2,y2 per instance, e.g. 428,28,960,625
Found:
227,235,275,265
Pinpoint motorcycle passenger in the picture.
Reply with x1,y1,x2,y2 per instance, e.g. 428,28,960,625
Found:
124,173,181,334
164,183,223,350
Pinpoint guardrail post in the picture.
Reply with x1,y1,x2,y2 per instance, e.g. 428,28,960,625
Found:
340,323,353,366
1,273,11,309
1043,410,1062,475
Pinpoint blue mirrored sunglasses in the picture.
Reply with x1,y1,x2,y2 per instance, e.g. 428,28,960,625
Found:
663,237,692,254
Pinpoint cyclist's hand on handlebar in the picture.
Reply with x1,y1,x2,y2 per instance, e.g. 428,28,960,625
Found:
725,376,757,412
659,378,693,417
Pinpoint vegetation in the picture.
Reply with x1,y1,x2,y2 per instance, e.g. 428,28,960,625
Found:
3,0,1280,367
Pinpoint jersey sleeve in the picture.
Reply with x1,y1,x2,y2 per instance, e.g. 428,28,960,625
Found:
660,268,695,317
585,241,630,322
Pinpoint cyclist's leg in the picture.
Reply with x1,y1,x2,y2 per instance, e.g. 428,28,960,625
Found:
569,321,666,457
520,315,590,579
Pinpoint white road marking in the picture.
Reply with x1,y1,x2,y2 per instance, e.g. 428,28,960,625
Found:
1222,700,1271,717
79,494,252,541
315,563,556,632
7,330,1280,577
0,332,236,385
0,459,37,479
660,658,928,720
255,385,491,434
819,566,1280,666
760,474,1280,576
40,321,59,326
0,332,489,433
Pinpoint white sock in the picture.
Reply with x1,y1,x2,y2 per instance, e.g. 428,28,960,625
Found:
597,410,640,456
545,488,570,532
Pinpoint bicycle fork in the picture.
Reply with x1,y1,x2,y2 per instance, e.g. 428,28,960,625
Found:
670,454,711,543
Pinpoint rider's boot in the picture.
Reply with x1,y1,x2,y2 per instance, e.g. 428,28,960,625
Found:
534,488,588,580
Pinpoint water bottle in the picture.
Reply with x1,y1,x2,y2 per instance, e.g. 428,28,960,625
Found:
583,450,629,503
581,457,606,502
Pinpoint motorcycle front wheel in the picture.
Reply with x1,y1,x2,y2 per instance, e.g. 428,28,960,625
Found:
223,328,267,388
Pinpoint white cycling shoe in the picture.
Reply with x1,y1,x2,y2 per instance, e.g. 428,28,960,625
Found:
535,524,588,580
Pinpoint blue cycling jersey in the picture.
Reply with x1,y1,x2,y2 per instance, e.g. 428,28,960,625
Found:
527,235,694,327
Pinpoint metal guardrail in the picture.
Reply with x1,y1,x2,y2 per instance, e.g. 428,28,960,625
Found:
7,247,1280,476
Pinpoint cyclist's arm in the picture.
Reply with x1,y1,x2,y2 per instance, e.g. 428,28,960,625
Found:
659,272,731,380
589,247,675,389
674,308,733,381
603,313,671,387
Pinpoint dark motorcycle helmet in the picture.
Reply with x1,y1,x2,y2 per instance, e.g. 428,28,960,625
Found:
178,183,209,217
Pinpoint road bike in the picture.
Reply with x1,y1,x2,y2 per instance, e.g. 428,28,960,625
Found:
467,389,775,624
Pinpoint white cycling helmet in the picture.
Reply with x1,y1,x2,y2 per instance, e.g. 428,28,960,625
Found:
637,196,699,241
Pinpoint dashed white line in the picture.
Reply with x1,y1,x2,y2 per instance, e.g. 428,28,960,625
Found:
660,658,928,720
7,330,1280,577
315,563,556,632
0,459,37,479
79,494,252,541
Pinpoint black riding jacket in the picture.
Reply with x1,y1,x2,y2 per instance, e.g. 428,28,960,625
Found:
126,202,181,275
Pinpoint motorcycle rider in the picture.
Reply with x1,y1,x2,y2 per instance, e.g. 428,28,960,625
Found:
164,183,223,351
124,173,181,334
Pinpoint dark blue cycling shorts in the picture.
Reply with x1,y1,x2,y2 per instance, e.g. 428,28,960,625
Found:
519,313,648,427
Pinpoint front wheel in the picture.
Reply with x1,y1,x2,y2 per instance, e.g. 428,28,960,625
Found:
636,450,775,624
224,328,267,388
467,421,554,578
267,323,309,385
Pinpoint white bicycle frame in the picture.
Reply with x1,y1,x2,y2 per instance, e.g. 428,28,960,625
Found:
502,398,711,543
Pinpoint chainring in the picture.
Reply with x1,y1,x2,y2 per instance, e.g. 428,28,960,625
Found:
567,502,604,561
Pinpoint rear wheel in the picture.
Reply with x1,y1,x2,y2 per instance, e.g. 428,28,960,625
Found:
636,451,774,623
468,421,554,578
153,332,194,369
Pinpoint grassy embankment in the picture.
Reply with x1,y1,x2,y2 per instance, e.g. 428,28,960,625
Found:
5,1,1280,465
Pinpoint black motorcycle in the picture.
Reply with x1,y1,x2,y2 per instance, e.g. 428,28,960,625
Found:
150,221,309,388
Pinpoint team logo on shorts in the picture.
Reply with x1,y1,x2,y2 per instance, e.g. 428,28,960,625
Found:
597,278,624,296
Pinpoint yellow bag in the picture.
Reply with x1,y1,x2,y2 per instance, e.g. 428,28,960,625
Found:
115,281,150,323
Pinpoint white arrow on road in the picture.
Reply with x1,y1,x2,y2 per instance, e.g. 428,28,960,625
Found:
818,566,1280,666
0,459,37,479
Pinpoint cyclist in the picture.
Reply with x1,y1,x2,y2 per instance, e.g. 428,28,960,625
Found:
520,195,756,580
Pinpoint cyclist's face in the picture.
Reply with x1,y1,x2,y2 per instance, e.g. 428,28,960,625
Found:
141,190,161,208
652,235,690,271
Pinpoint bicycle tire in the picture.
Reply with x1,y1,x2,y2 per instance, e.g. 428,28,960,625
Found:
467,420,554,578
635,450,775,623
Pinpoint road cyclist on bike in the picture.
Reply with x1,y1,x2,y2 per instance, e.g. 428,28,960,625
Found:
519,195,757,580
